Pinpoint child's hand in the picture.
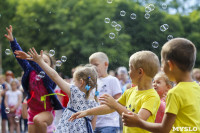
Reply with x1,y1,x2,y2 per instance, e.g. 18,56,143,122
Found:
122,112,141,127
99,94,118,109
14,50,31,60
68,111,88,121
26,47,44,63
4,25,14,41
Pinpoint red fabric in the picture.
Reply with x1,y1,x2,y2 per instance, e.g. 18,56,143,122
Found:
61,90,69,108
28,70,53,112
155,100,166,123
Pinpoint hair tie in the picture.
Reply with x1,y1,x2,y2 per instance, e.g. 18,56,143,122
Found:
88,77,91,79
95,91,99,96
85,85,91,91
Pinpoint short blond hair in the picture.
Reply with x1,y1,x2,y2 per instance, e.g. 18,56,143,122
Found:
89,52,109,63
130,51,160,78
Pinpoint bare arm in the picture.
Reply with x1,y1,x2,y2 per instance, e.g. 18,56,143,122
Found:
22,98,28,119
26,48,71,97
91,116,97,130
122,112,176,133
4,94,8,108
69,104,115,121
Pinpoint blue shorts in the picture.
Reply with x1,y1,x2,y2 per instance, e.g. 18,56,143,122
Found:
94,127,120,133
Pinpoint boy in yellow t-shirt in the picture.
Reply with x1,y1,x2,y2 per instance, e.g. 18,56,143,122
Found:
69,51,161,133
122,38,200,133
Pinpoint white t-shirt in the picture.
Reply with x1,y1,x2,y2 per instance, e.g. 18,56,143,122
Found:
95,75,122,127
6,90,22,106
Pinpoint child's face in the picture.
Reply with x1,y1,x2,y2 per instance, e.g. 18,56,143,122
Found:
153,77,168,98
128,64,139,85
73,76,85,92
11,82,18,91
90,58,107,78
43,54,51,67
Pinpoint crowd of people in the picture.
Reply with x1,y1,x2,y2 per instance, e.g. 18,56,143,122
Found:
0,25,199,133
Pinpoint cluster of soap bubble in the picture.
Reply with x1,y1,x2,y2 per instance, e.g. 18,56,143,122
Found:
36,71,45,81
5,108,20,123
144,4,155,19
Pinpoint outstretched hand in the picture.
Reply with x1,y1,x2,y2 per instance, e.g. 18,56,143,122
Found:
26,47,44,63
68,111,88,122
99,94,118,109
122,112,141,127
4,25,14,41
14,51,31,60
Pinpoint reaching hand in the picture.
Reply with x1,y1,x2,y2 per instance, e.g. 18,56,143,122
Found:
99,94,118,109
68,111,88,121
4,25,14,41
14,51,31,60
122,112,141,127
26,47,44,63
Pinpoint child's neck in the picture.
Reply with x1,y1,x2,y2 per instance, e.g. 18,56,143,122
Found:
174,71,193,83
137,77,153,90
100,73,109,78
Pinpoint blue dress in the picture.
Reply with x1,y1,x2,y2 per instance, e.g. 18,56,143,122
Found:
56,85,98,133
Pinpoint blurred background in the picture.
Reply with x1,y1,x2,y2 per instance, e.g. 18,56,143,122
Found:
0,0,200,77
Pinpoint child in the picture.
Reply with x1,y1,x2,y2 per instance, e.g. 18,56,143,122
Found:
89,52,122,133
122,38,200,132
153,71,172,123
16,47,99,133
5,25,63,133
4,79,22,133
0,75,11,133
69,51,161,133
192,68,200,82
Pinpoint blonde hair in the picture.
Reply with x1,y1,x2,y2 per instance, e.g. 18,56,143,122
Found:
154,71,173,88
74,65,98,102
192,68,200,80
89,52,109,64
130,51,160,78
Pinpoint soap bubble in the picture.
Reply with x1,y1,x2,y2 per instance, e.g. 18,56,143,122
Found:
120,10,126,16
111,21,117,27
107,0,113,4
162,3,167,9
49,49,55,57
167,35,173,41
115,24,122,31
5,108,10,114
160,24,169,32
144,13,150,19
56,60,62,67
130,13,136,20
35,75,41,81
104,18,110,23
5,49,11,55
15,116,20,123
109,33,115,39
152,41,159,48
149,4,155,11
49,11,52,14
61,56,67,62
38,71,45,78
61,32,64,35
145,6,151,13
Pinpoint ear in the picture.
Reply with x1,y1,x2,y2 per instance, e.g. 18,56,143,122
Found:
105,62,109,67
167,60,174,71
138,68,144,75
80,79,85,86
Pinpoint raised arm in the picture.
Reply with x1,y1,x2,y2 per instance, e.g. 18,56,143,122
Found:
4,25,31,72
26,48,71,97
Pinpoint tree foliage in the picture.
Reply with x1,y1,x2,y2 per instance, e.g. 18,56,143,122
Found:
1,0,200,77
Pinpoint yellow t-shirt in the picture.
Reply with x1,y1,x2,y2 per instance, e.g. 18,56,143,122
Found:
118,87,160,133
165,82,200,133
